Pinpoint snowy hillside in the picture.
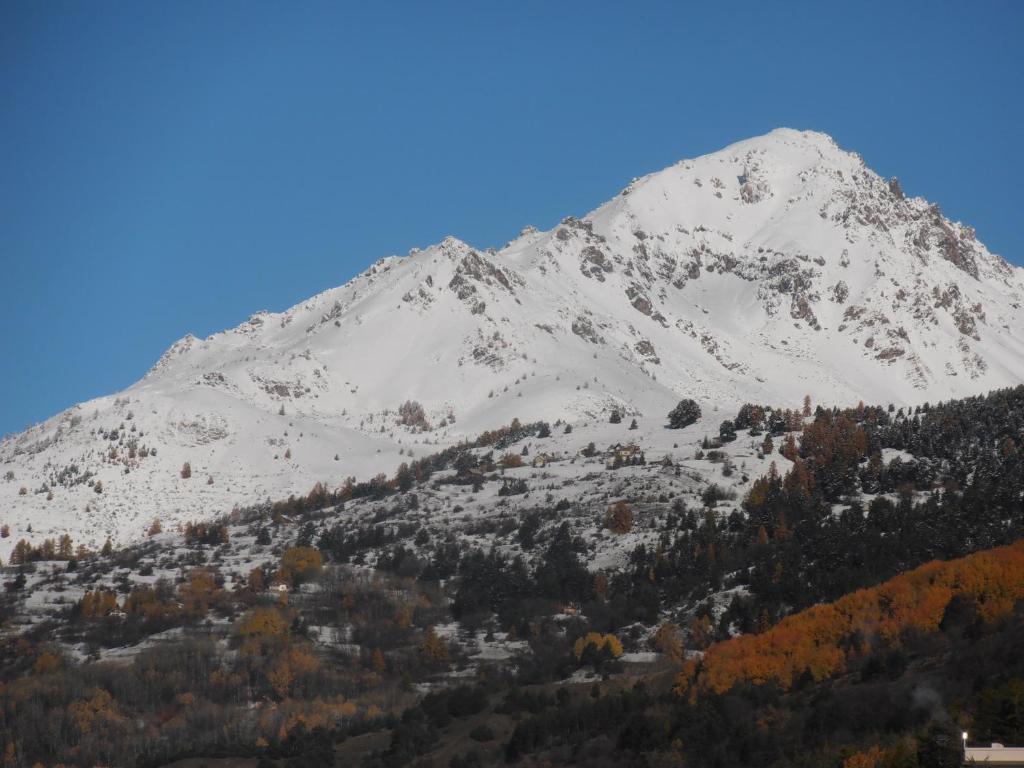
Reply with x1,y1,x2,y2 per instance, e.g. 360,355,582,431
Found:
3,128,1023,557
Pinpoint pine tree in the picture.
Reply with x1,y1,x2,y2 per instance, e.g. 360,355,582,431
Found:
668,399,701,429
393,462,414,492
9,539,30,565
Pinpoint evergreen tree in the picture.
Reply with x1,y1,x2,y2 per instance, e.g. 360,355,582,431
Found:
668,399,701,429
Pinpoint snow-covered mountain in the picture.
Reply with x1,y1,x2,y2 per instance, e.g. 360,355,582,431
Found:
3,128,1023,556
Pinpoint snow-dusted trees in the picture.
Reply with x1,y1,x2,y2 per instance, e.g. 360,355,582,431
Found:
667,399,701,429
397,400,431,431
183,521,228,546
734,403,766,431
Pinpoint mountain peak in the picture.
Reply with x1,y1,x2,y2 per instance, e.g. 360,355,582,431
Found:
3,131,1022,558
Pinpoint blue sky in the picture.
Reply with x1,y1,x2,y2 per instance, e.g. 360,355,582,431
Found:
2,1,1022,435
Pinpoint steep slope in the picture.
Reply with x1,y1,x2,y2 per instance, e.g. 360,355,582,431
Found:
2,128,1023,556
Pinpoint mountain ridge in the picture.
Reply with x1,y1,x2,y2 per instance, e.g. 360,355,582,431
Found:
2,127,1022,557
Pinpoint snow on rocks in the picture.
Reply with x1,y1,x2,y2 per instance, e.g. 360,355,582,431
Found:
3,127,1023,560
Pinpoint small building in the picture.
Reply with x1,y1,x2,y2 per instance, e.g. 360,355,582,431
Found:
269,581,290,594
964,743,1024,766
605,443,642,468
531,452,560,468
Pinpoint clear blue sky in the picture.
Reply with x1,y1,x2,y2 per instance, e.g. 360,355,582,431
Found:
2,1,1022,435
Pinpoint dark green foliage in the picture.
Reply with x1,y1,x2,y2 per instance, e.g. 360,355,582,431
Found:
505,684,652,760
468,724,495,742
498,478,529,496
667,398,701,429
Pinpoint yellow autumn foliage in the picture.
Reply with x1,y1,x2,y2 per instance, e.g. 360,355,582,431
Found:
278,546,323,587
573,632,624,660
236,607,290,638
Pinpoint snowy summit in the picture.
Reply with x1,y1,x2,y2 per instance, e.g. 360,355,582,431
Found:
3,128,1023,556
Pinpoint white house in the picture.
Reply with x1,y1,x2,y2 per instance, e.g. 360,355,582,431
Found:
965,743,1024,766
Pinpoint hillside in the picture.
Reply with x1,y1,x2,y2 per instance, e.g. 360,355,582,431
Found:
1,385,1022,766
2,128,1023,558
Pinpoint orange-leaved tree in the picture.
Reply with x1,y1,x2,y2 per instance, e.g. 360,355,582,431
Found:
278,546,323,587
676,539,1024,698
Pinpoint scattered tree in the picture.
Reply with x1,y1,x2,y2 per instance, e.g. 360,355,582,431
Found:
668,399,701,429
604,501,634,534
